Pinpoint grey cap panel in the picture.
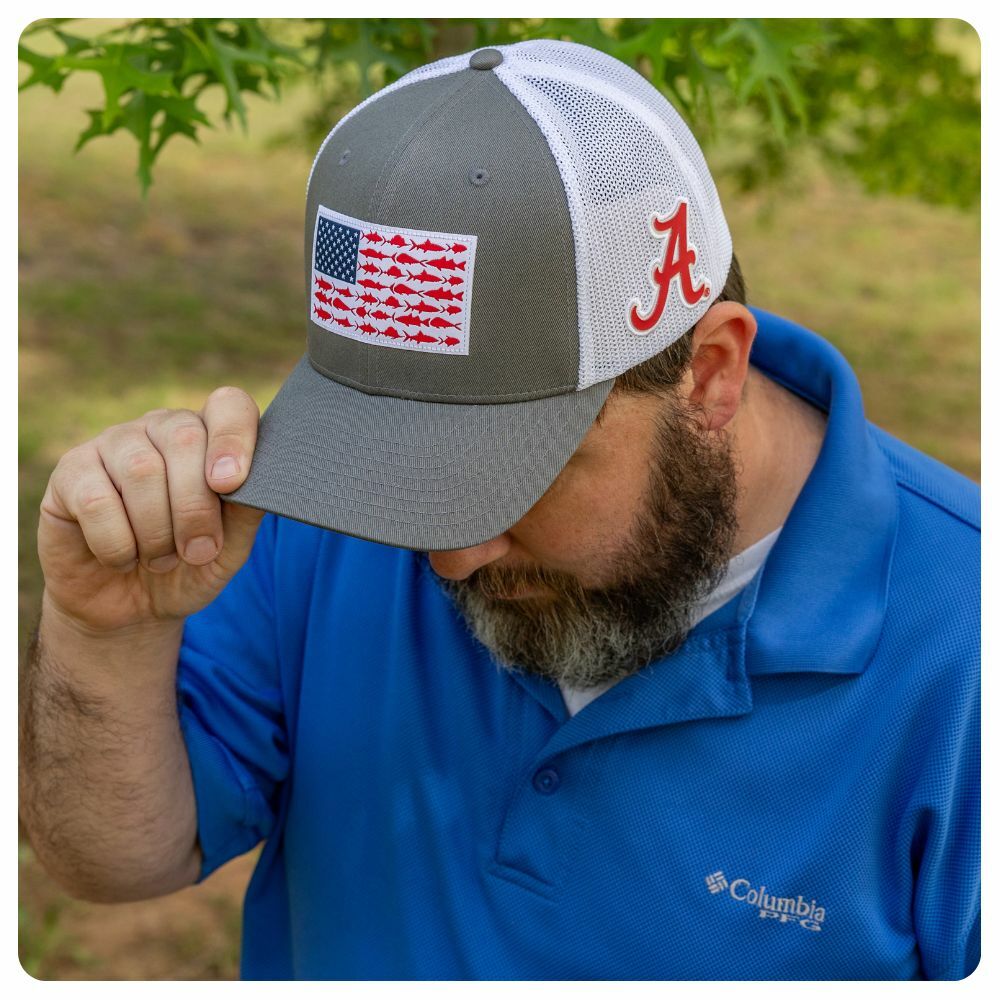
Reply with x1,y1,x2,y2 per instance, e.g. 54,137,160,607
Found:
227,355,613,551
305,70,473,390
305,68,579,404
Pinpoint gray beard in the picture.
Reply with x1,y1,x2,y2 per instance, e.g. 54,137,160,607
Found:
436,399,741,690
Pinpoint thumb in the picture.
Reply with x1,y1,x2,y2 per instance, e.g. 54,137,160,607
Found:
216,500,266,577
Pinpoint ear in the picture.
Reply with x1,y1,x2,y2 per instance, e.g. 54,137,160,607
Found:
684,303,757,432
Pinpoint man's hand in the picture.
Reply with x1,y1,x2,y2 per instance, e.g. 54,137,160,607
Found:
38,386,265,633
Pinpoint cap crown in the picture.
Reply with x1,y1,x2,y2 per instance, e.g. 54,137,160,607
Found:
306,39,731,402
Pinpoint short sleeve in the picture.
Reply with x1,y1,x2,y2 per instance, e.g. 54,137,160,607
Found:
912,654,980,980
177,513,288,880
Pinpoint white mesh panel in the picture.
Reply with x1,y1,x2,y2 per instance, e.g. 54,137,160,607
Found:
493,40,732,389
306,51,471,192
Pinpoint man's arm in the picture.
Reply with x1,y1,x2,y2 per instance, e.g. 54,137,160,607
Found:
20,602,200,902
20,388,264,902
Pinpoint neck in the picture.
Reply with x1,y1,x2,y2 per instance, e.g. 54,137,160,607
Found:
728,366,828,554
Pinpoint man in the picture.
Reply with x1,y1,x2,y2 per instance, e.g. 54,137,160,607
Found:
21,40,979,980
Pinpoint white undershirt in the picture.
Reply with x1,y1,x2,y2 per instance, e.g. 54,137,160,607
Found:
559,526,784,716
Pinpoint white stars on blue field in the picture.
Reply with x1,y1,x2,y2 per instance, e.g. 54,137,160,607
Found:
315,217,360,283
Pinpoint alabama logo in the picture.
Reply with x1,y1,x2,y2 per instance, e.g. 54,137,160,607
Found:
627,199,711,335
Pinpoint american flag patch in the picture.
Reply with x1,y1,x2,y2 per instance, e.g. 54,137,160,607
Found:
310,205,477,356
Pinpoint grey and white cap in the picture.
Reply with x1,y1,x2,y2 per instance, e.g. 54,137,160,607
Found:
227,39,732,550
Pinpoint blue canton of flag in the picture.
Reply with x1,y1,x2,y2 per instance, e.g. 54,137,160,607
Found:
315,217,360,284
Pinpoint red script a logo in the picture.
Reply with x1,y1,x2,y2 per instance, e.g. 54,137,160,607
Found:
628,200,710,335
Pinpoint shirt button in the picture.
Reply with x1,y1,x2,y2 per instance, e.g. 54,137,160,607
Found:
532,767,561,795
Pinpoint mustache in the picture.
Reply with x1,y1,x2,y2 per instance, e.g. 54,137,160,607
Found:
462,561,588,603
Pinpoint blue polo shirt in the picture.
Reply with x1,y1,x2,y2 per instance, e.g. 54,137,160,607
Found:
177,309,980,980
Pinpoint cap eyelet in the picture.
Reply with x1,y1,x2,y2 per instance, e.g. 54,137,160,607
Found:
469,48,503,71
469,167,490,187
339,149,351,166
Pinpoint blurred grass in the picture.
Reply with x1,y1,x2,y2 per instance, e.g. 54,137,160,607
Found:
19,48,979,980
725,161,980,477
19,839,253,980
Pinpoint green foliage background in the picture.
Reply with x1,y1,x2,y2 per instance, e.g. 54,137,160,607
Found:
20,17,980,205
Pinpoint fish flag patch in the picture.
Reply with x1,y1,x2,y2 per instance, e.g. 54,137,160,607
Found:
310,205,477,355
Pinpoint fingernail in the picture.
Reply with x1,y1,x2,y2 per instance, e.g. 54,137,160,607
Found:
184,536,218,564
211,456,240,481
148,553,179,574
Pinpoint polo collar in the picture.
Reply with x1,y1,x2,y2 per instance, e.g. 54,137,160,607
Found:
728,308,900,678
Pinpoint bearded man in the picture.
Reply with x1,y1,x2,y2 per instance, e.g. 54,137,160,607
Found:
21,41,979,981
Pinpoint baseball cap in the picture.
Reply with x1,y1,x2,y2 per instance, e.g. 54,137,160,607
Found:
227,39,732,551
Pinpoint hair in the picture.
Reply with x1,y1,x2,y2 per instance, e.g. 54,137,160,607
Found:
597,252,747,420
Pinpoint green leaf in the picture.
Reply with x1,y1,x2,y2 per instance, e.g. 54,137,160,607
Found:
73,108,111,153
152,98,209,155
119,91,155,192
50,28,91,55
17,43,68,92
717,19,813,137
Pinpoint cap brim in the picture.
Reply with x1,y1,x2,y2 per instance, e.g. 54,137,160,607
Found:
226,356,613,551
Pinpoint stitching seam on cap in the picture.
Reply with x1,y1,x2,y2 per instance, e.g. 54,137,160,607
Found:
493,63,584,389
363,70,477,385
367,71,478,219
529,83,575,384
485,70,576,386
306,56,468,194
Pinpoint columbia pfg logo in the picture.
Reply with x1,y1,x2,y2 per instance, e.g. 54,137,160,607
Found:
706,871,827,932
705,871,728,894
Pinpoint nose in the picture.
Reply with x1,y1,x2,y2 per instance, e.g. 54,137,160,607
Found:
427,534,512,581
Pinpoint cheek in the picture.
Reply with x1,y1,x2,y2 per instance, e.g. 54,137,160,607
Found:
518,458,651,571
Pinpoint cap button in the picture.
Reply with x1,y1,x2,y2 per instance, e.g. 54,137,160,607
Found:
469,48,503,71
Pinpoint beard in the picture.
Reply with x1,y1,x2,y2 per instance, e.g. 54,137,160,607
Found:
436,393,742,690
